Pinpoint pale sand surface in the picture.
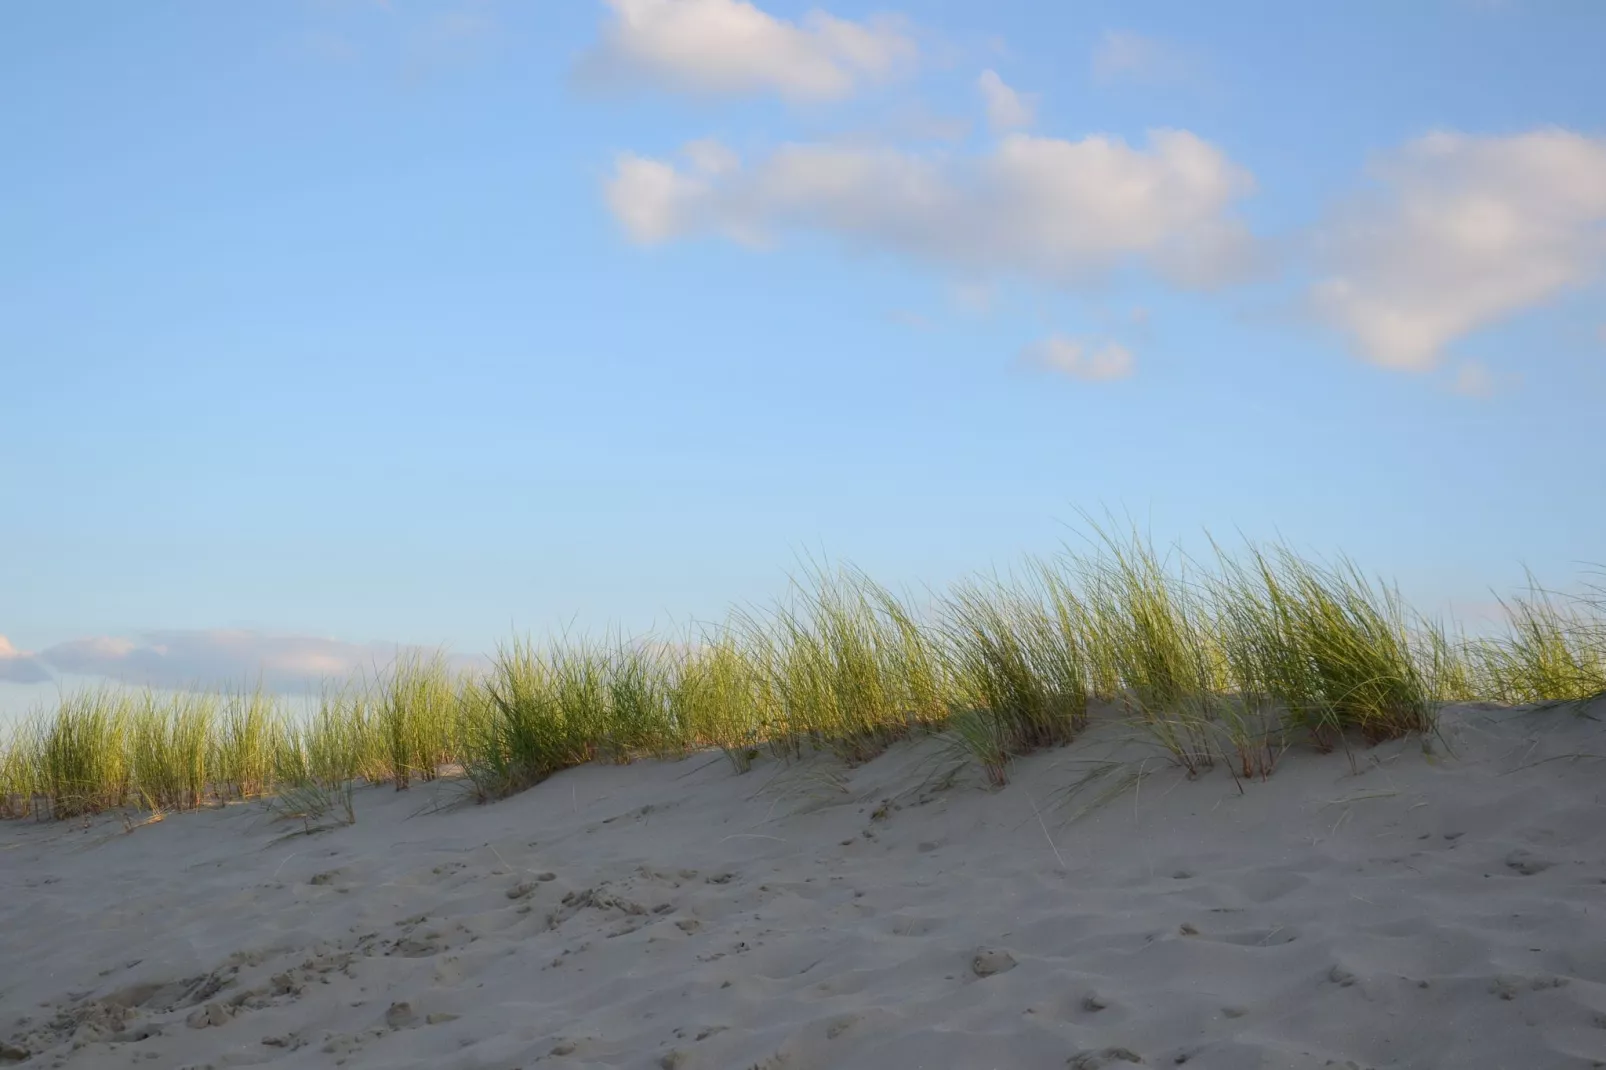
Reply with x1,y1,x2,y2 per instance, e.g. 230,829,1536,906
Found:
3,702,1605,1070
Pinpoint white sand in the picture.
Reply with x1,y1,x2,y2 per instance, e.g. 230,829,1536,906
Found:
3,701,1605,1070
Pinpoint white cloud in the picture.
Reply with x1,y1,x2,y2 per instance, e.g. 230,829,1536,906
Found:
606,130,1259,289
977,69,1034,132
404,4,496,80
682,137,741,176
0,635,51,684
32,630,450,693
1022,335,1135,382
1450,361,1497,397
1311,129,1606,370
1092,30,1192,86
579,0,916,101
606,155,710,243
860,103,970,144
951,281,994,314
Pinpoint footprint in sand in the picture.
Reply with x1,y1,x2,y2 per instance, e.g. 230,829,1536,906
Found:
1067,1047,1143,1068
1180,923,1299,947
1504,849,1555,876
972,949,1018,977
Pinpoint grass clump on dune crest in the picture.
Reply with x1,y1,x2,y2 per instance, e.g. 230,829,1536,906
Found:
600,641,686,762
1216,546,1435,746
130,691,214,812
37,689,135,818
274,685,383,790
0,720,41,819
748,564,946,767
1473,577,1606,705
943,567,1088,785
211,688,281,801
3,526,1602,820
671,634,768,773
462,639,607,800
375,650,460,789
1075,528,1223,776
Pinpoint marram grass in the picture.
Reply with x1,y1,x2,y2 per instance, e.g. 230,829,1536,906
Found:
1,532,1602,820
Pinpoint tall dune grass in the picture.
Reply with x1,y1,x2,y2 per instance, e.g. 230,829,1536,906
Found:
376,650,460,789
212,688,280,800
130,691,214,811
746,565,946,766
943,567,1089,784
1072,529,1225,776
669,634,767,772
463,639,614,800
36,689,135,817
1471,577,1606,704
1,530,1602,819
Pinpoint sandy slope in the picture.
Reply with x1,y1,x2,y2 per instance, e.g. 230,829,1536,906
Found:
2,701,1605,1070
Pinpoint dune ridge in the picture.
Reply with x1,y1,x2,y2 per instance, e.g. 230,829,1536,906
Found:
3,700,1605,1069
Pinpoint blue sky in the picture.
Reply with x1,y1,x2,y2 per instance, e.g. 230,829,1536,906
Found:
2,0,1604,712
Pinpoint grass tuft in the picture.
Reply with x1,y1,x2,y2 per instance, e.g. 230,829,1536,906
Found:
1473,576,1606,705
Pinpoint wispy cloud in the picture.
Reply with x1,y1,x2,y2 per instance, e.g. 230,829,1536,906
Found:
887,308,933,331
1091,30,1196,87
840,102,971,146
977,69,1034,132
0,636,51,685
607,129,1260,290
1021,334,1136,382
1310,128,1606,370
4,630,472,693
298,0,496,77
404,3,497,80
1450,361,1497,397
577,0,916,101
951,280,995,315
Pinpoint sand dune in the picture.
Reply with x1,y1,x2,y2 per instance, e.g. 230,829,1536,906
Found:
3,702,1605,1070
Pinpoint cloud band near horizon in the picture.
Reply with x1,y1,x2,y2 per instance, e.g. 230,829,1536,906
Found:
0,631,482,694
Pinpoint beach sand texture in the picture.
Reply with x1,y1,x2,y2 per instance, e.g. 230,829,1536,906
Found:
3,701,1604,1070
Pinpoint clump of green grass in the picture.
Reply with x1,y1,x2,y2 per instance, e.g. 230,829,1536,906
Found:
670,634,767,773
1208,542,1436,771
870,581,953,731
30,689,135,818
0,719,41,819
748,565,944,767
1411,617,1480,706
1074,528,1222,775
942,566,1088,785
129,691,215,812
1473,576,1606,705
211,688,281,800
604,641,687,761
374,650,459,789
273,684,376,788
462,638,612,799
1246,548,1432,744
